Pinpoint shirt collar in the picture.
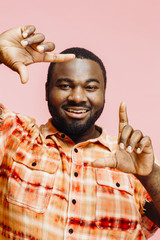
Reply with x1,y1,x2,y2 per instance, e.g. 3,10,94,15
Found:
40,119,115,152
40,119,58,138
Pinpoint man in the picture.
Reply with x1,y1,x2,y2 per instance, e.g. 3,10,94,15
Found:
0,25,159,239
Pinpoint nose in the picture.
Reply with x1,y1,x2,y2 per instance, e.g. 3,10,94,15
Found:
68,86,87,104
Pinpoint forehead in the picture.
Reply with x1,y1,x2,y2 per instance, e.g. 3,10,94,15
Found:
51,58,104,85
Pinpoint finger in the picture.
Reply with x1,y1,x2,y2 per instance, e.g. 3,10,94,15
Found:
12,62,29,84
21,33,45,47
21,25,36,38
43,53,75,63
37,42,55,53
118,102,128,140
137,136,151,154
126,130,143,153
92,154,117,168
119,125,133,149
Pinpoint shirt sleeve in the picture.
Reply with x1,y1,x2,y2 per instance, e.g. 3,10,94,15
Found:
134,177,159,239
0,104,18,166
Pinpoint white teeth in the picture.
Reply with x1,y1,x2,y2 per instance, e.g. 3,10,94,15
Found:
67,109,88,113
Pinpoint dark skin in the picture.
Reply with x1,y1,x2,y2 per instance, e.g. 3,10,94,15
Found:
46,58,105,143
0,25,160,227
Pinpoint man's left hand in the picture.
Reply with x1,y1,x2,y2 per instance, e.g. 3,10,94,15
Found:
93,102,154,176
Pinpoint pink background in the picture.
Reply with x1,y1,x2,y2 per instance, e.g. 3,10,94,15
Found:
1,0,160,238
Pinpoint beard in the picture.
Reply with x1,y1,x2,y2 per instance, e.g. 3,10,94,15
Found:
47,101,104,137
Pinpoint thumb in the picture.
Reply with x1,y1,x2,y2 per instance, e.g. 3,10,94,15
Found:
12,62,29,84
118,101,128,141
92,154,117,168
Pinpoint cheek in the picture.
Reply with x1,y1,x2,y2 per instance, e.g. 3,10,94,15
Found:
49,89,67,106
89,93,105,109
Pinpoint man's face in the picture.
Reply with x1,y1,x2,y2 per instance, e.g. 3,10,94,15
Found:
46,58,105,138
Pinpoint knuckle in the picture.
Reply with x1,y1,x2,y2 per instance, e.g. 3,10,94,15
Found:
23,25,36,36
134,129,142,135
127,124,133,130
123,124,133,132
45,42,55,51
144,136,151,143
11,61,19,71
49,42,55,50
27,25,36,33
139,136,151,148
120,118,127,123
26,25,35,30
35,33,45,41
133,130,143,139
52,54,58,61
145,135,150,140
39,33,45,40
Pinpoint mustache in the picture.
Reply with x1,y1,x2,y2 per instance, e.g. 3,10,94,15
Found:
62,101,91,110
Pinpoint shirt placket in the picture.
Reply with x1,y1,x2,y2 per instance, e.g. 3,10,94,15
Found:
64,145,83,239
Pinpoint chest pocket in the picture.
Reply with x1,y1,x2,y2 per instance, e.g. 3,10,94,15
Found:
95,168,139,231
6,141,60,213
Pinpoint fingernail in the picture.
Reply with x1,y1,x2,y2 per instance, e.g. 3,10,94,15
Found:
137,148,141,153
21,40,28,47
120,143,124,149
37,45,44,52
23,32,28,38
126,146,132,153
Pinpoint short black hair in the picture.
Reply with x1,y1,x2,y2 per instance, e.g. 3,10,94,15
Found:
47,47,107,88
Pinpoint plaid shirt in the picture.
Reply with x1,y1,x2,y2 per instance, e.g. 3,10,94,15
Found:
0,104,158,240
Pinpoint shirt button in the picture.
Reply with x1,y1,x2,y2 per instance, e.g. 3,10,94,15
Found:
74,148,78,153
72,199,76,204
69,228,73,234
61,133,65,138
32,162,37,167
116,182,120,187
74,172,78,177
70,218,74,224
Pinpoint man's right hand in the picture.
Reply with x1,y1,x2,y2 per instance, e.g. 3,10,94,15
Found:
0,25,75,83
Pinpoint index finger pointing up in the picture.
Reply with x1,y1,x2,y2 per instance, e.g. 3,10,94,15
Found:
118,102,128,141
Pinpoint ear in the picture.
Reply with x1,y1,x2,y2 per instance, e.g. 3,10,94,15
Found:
45,82,48,101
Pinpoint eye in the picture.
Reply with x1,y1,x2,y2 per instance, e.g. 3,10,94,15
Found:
86,85,98,91
58,84,71,90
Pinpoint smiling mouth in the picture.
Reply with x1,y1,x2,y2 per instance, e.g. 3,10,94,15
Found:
66,108,89,114
63,107,90,118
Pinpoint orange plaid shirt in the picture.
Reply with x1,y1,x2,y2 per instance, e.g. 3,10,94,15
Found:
0,104,158,240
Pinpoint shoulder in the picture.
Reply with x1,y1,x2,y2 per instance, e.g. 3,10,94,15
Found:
0,103,37,134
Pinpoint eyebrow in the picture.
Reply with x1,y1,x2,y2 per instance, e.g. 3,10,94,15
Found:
56,78,100,84
56,78,72,84
86,79,100,84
